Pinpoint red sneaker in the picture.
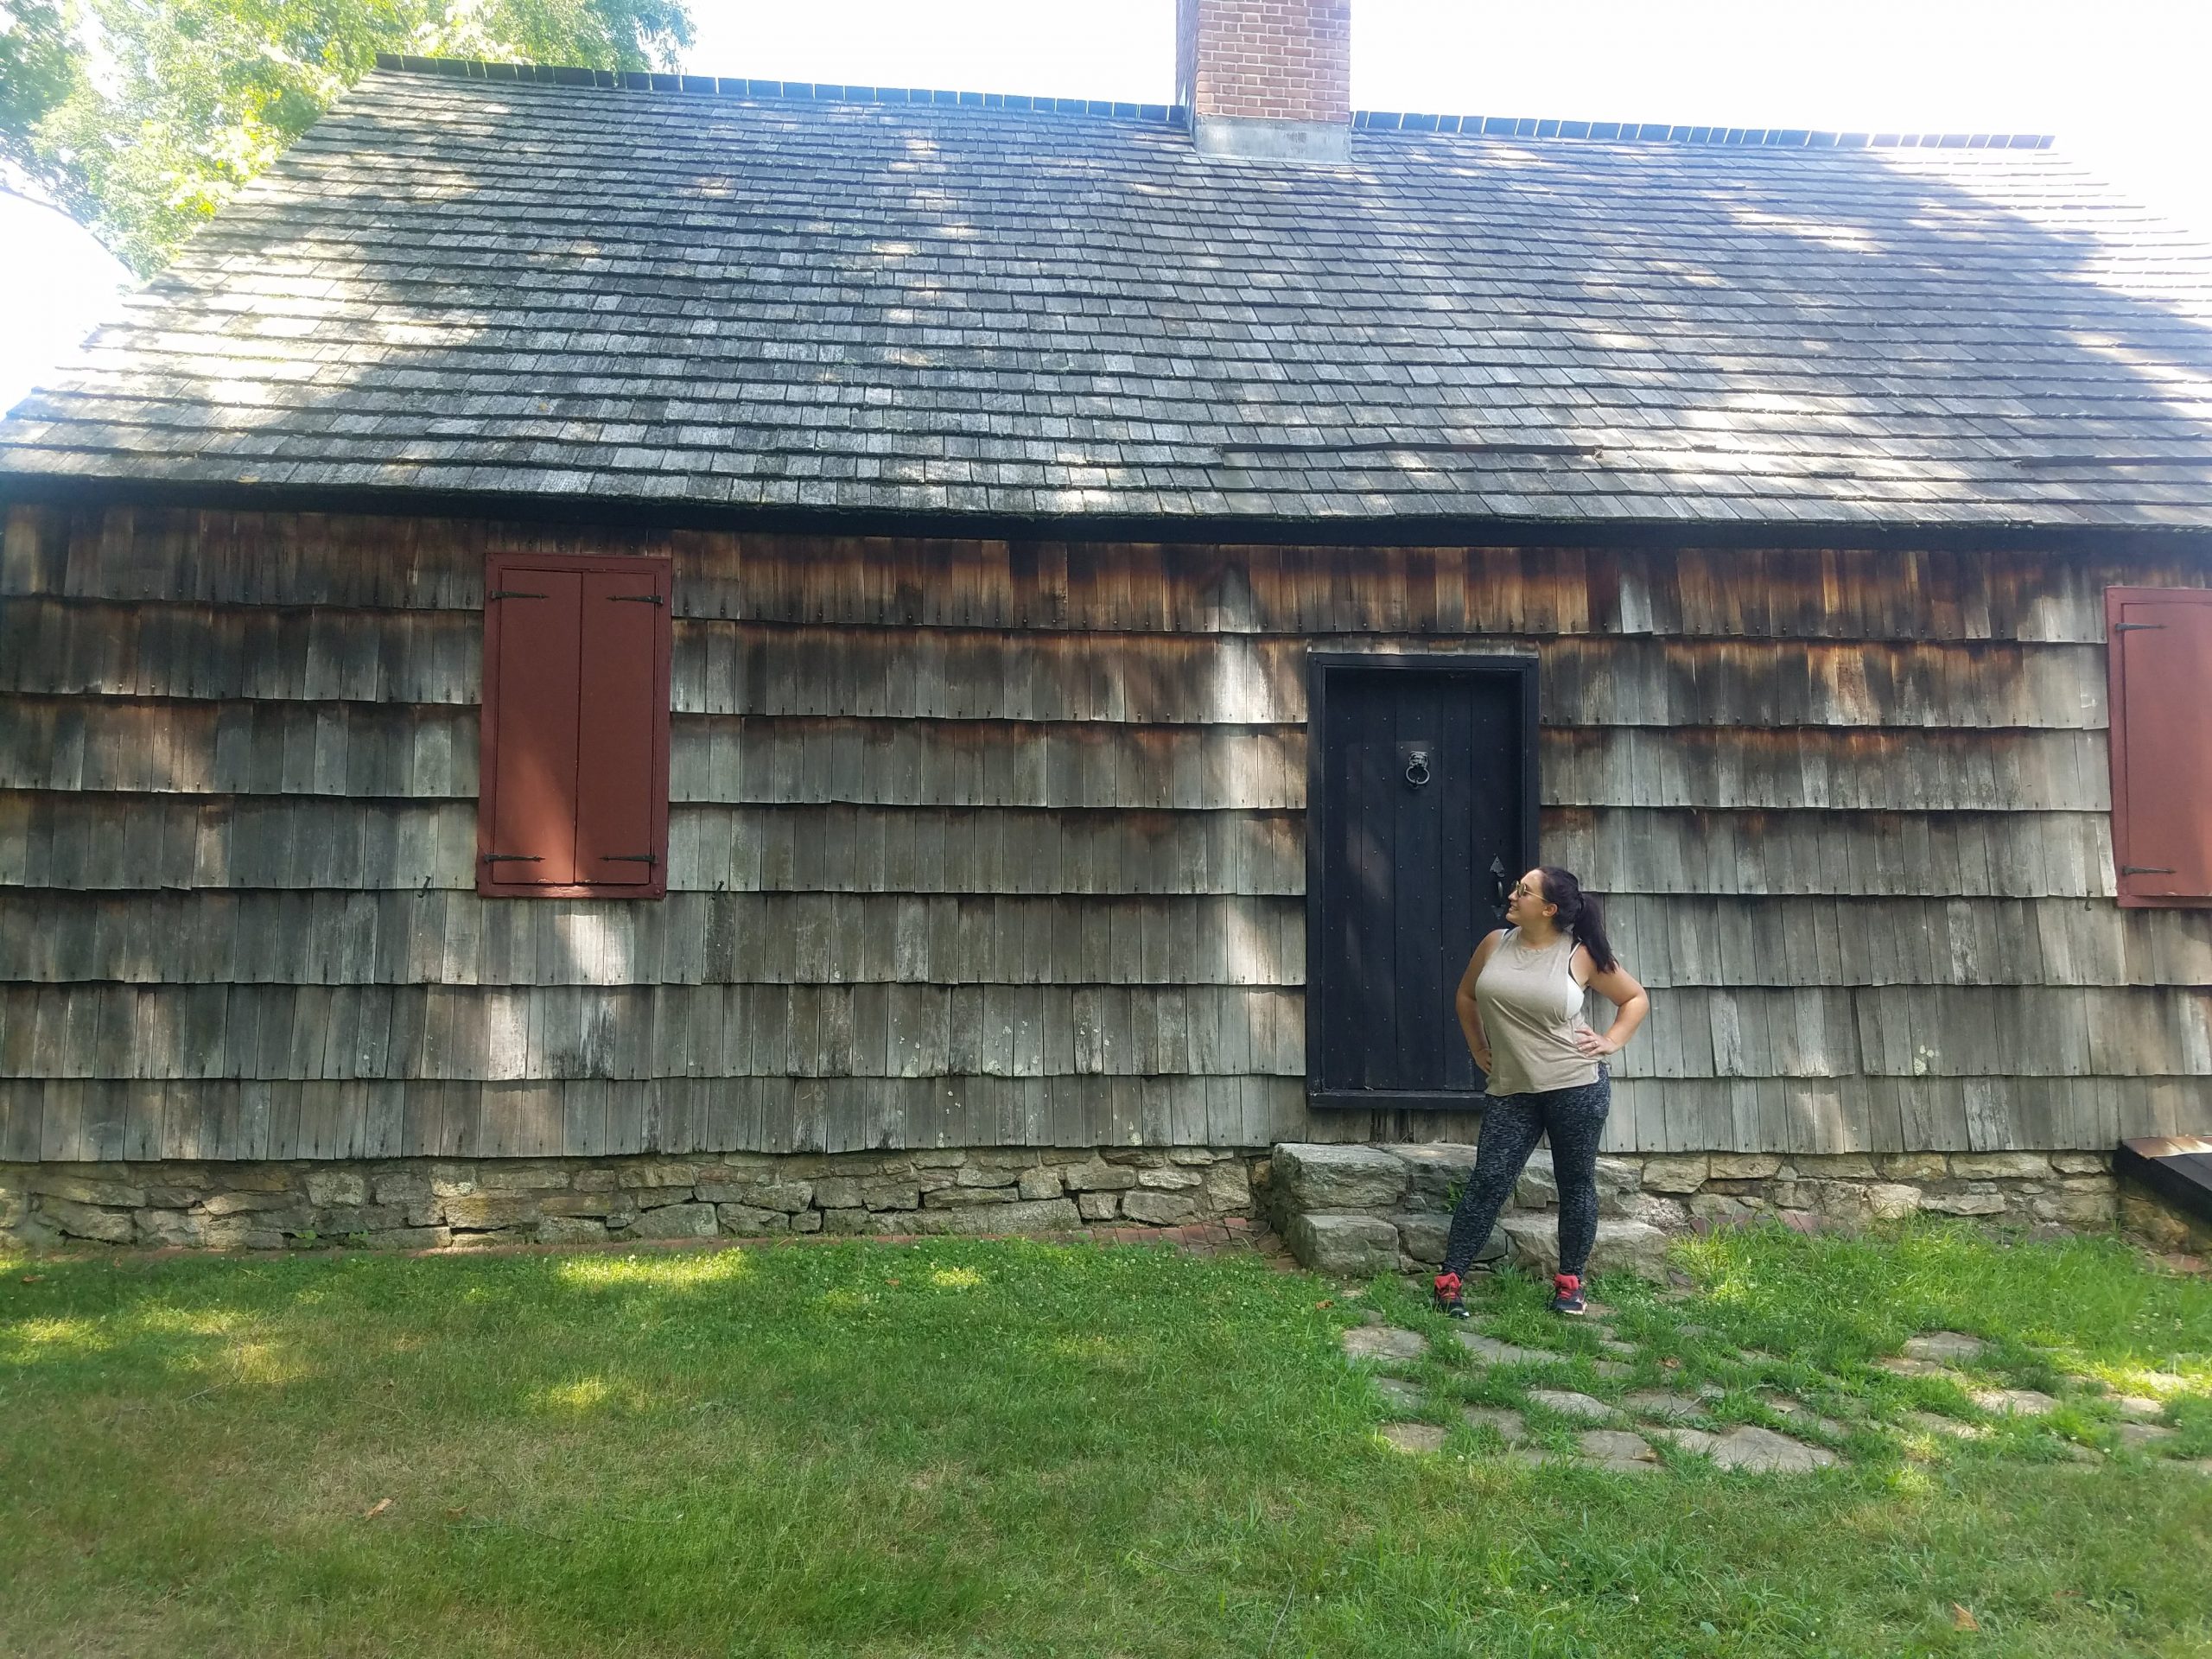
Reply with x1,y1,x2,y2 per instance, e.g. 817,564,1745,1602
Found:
1433,1271,1468,1319
1549,1274,1586,1317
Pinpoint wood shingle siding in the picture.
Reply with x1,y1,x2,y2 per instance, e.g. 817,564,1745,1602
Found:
1,503,2207,1160
12,508,2209,644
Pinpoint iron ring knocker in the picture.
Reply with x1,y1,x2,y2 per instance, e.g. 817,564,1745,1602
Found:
1403,751,1432,789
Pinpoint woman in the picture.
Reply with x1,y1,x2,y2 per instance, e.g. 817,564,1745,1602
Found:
1433,867,1649,1319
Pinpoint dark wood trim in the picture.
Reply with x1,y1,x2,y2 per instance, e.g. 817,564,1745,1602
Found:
1307,1088,1495,1113
9,473,2212,559
1304,648,1540,1111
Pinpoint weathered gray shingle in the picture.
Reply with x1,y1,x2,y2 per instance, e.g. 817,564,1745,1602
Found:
5,63,2212,528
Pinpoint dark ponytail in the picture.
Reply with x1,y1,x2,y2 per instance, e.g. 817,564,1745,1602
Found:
1537,866,1616,973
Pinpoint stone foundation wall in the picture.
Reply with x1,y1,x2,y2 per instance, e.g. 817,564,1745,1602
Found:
0,1147,1259,1251
1261,1144,2133,1277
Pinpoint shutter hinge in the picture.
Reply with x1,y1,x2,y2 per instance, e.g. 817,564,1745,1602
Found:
607,593,664,605
2113,622,2165,632
481,853,544,864
2120,865,2177,875
606,853,660,865
486,589,549,601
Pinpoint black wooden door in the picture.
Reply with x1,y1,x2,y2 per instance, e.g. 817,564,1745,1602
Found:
1308,656,1536,1108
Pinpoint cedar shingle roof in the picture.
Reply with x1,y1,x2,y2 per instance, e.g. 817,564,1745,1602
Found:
5,59,2212,530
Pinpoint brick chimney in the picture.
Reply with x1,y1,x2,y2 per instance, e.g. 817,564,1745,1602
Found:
1175,0,1352,162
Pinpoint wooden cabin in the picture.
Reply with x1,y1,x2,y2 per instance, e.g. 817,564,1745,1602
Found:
2,2,2209,1252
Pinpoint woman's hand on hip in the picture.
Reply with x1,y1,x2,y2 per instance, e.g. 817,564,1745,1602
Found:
1573,1029,1619,1058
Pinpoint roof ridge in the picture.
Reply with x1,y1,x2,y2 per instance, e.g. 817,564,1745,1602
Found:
368,53,2054,150
368,53,1183,124
1355,110,2052,149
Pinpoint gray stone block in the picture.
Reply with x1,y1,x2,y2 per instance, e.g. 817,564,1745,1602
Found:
472,1163,571,1192
616,1160,700,1189
37,1198,135,1243
923,1185,1014,1207
1639,1154,1709,1194
35,1173,149,1209
695,1179,811,1212
536,1215,610,1245
715,1204,792,1236
918,1198,1081,1236
1284,1213,1399,1275
1202,1160,1252,1213
1503,1214,1672,1280
1513,1150,1643,1213
1016,1167,1064,1201
1922,1188,2008,1217
135,1209,206,1248
364,1226,451,1250
200,1217,283,1249
1389,1143,1479,1206
1121,1189,1198,1225
199,1190,295,1217
1135,1166,1203,1191
1393,1212,1450,1264
442,1194,543,1231
1274,1145,1408,1212
1396,1215,1506,1265
632,1202,717,1239
1948,1152,2053,1179
1060,1160,1138,1192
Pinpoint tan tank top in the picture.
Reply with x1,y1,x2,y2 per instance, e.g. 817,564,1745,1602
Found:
1474,927,1599,1096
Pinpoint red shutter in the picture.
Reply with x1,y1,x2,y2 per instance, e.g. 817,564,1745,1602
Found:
575,568,670,885
480,552,671,898
2107,588,2212,906
484,568,583,885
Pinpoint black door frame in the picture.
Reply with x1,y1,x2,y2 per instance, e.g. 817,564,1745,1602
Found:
1305,649,1541,1111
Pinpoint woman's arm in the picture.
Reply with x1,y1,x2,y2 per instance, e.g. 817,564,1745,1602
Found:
1573,956,1650,1059
1454,929,1507,1072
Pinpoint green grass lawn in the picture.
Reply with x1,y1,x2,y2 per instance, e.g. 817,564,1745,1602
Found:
3,1222,2209,1658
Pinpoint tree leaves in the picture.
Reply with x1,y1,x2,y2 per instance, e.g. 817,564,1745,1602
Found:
0,0,694,273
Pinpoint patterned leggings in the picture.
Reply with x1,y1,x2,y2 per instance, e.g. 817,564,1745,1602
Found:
1440,1069,1611,1279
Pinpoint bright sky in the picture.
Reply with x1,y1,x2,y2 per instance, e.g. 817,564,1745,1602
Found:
6,0,2211,414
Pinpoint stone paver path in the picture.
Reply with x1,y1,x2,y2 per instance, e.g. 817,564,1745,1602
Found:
1903,1332,1989,1363
1904,1410,1986,1440
1464,1406,1526,1442
1971,1388,2058,1416
1527,1389,1616,1423
1707,1425,1841,1471
1877,1356,1974,1383
2118,1421,2177,1451
1373,1376,1424,1412
1379,1422,1446,1453
1456,1330,1560,1365
1351,1310,2202,1478
1579,1428,1658,1465
1343,1325,1427,1363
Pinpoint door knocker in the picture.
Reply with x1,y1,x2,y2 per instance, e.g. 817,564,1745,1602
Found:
1402,748,1432,789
